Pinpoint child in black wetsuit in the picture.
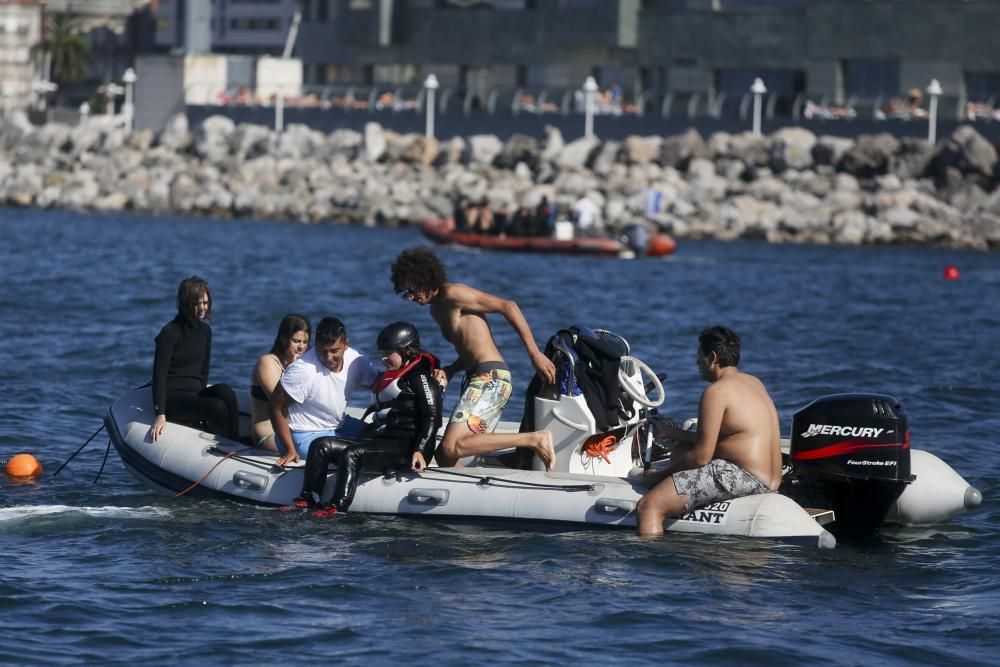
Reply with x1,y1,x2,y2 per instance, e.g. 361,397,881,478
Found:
295,321,443,515
150,276,239,442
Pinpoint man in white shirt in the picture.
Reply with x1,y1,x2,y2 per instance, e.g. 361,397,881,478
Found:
573,194,601,238
270,317,379,467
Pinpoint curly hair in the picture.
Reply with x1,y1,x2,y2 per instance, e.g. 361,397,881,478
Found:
390,246,447,293
699,326,741,368
176,275,210,326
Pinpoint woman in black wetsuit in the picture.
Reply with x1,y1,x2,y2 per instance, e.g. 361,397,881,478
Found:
150,276,239,442
295,321,443,514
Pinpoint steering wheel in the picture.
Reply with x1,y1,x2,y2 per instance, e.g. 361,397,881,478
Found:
618,356,665,408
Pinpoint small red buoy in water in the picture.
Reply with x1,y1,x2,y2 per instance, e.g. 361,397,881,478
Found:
647,233,677,257
943,265,960,281
5,453,43,479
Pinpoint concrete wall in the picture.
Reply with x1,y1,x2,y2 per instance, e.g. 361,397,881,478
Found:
288,1,1000,99
135,55,185,132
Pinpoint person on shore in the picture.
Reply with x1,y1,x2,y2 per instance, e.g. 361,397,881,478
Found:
453,196,472,231
492,202,510,237
269,316,380,467
294,321,443,514
510,204,533,237
535,196,555,236
390,246,556,470
249,314,311,452
475,199,495,234
635,326,782,536
151,276,239,443
573,193,601,238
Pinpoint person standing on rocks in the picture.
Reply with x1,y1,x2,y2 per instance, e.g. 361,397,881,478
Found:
390,246,557,470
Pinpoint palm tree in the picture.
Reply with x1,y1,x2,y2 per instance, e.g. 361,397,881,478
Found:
34,13,93,85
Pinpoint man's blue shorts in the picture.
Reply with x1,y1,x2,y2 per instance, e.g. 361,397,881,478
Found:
291,415,365,457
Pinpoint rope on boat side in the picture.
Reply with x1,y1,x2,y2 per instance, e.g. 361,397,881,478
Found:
176,446,255,497
419,466,596,492
206,446,298,472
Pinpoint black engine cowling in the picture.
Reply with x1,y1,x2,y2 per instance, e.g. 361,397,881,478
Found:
782,393,913,538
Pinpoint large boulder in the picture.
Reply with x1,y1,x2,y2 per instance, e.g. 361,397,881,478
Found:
276,123,324,161
468,134,503,166
539,125,564,164
660,128,708,170
624,135,662,164
728,132,769,166
57,170,100,209
839,133,900,178
159,113,192,152
812,135,854,167
34,122,73,152
364,122,387,162
554,136,599,170
233,123,273,161
769,127,816,171
397,135,439,165
194,115,236,163
928,124,999,180
892,137,934,179
495,133,539,169
325,128,363,159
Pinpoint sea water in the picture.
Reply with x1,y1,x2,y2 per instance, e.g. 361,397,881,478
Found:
1,208,997,665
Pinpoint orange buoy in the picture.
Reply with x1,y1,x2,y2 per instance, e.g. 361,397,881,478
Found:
6,453,43,479
647,233,677,257
943,265,960,281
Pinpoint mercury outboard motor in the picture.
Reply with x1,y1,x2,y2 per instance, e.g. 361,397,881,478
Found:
782,393,913,539
619,224,650,255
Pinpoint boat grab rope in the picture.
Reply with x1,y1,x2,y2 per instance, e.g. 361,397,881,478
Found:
175,446,255,497
419,466,596,492
205,446,297,472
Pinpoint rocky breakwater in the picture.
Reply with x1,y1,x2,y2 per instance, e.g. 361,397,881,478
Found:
1,111,998,250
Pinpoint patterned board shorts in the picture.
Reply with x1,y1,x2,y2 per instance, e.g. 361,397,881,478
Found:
671,458,772,512
450,362,513,434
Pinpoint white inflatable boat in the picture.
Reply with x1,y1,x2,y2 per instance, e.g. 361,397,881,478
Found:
105,334,981,549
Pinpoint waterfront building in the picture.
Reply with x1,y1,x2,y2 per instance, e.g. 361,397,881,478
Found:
153,0,299,55
293,0,1000,118
0,0,42,111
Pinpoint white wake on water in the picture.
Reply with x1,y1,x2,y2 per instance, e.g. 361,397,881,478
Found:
0,505,172,522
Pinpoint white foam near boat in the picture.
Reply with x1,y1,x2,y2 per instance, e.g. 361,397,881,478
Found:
105,343,981,549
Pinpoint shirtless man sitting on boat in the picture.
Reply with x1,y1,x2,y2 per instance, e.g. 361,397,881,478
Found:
636,326,782,536
390,246,557,470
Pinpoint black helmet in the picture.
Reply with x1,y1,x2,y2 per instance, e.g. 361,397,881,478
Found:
377,321,420,352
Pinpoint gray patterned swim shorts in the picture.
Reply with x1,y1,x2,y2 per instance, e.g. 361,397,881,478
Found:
671,459,772,511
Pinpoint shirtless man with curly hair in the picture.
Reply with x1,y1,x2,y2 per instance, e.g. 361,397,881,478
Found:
390,246,556,470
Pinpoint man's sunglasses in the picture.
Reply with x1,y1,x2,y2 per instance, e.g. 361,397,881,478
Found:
398,288,416,301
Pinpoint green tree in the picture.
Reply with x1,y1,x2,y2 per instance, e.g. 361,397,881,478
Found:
33,12,92,85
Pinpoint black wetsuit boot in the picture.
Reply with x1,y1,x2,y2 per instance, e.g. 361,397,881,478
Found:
332,439,410,511
296,436,354,507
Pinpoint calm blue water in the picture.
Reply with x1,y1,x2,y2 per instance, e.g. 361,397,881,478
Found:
1,207,997,665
